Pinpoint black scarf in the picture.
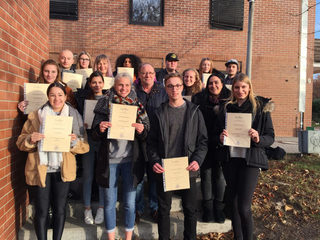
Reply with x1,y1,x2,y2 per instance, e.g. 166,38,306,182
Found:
226,98,253,114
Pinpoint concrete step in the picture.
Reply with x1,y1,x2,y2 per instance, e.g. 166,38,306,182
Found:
26,194,185,220
19,211,232,240
21,179,232,239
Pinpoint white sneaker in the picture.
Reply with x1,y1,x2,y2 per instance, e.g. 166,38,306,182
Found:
95,207,104,224
84,209,94,224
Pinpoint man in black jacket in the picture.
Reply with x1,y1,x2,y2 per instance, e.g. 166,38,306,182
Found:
156,53,179,85
148,72,208,240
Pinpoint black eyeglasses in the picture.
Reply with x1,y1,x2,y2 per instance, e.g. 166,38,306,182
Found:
79,58,90,61
166,84,183,89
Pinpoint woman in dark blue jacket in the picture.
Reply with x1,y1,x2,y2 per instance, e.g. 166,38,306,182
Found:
219,73,274,240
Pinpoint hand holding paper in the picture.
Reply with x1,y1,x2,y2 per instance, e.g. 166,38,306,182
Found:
186,161,199,171
100,121,112,133
132,123,144,134
30,132,45,144
153,163,165,174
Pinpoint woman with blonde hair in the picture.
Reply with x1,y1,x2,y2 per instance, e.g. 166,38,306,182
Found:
182,68,202,96
93,54,113,77
219,73,274,240
198,58,214,81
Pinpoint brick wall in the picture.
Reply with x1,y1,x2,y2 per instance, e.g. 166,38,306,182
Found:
49,0,315,136
0,1,49,239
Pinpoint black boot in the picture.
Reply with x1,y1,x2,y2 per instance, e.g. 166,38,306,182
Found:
202,199,214,222
214,200,226,223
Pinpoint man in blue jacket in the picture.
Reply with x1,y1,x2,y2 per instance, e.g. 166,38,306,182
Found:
134,63,168,223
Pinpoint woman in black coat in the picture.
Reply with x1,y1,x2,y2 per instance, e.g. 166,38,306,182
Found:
192,69,230,223
219,73,274,240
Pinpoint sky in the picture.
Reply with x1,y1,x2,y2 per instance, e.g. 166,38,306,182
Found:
316,2,320,38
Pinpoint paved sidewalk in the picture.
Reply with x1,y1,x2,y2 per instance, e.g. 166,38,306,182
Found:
272,137,299,154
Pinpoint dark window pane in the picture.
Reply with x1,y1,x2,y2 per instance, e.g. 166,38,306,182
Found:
210,0,244,30
50,0,78,20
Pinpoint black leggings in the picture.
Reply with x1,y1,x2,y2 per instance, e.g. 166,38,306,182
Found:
34,172,70,240
223,158,259,240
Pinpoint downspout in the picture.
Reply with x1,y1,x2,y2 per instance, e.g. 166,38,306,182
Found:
299,0,309,130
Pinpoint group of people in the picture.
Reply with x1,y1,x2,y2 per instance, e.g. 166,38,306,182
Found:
16,49,274,240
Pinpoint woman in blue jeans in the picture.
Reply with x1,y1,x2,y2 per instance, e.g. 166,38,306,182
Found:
92,72,149,240
75,71,106,224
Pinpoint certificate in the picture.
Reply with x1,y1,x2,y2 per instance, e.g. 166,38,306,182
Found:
224,112,252,148
202,73,211,87
62,72,83,91
162,157,190,192
75,68,93,88
117,67,134,80
183,96,192,102
107,103,138,141
84,100,98,129
103,77,115,90
225,84,232,90
41,115,73,152
24,83,49,114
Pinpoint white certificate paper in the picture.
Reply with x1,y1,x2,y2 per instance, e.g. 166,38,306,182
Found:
84,100,98,129
202,73,211,87
224,112,252,148
41,115,73,152
117,67,134,80
62,72,83,91
107,103,138,141
75,68,93,88
24,83,49,114
103,77,115,90
162,156,190,192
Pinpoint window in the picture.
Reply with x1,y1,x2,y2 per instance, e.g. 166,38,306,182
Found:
210,0,244,30
50,0,78,20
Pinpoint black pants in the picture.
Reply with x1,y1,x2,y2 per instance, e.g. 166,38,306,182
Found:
33,172,70,240
156,176,197,240
200,160,226,202
223,158,259,240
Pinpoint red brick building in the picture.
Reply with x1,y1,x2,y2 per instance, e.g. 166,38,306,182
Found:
0,0,316,239
49,0,315,137
0,1,49,239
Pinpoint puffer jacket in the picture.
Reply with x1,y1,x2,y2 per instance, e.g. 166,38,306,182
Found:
16,106,89,187
219,96,275,170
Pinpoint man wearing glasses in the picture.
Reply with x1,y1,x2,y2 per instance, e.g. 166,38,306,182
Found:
134,63,168,223
148,72,208,240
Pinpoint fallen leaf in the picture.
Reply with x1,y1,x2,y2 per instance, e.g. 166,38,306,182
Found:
285,204,293,211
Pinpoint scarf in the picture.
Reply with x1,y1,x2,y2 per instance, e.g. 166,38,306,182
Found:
95,88,149,130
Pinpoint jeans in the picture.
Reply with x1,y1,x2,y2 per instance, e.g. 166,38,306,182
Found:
82,134,104,207
136,162,158,214
34,172,70,240
102,161,136,232
223,158,259,240
156,176,197,240
200,160,226,202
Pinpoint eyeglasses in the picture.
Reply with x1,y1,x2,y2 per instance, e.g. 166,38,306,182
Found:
166,84,183,89
79,58,90,61
140,72,155,76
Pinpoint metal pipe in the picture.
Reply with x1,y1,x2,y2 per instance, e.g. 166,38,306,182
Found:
246,0,255,78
